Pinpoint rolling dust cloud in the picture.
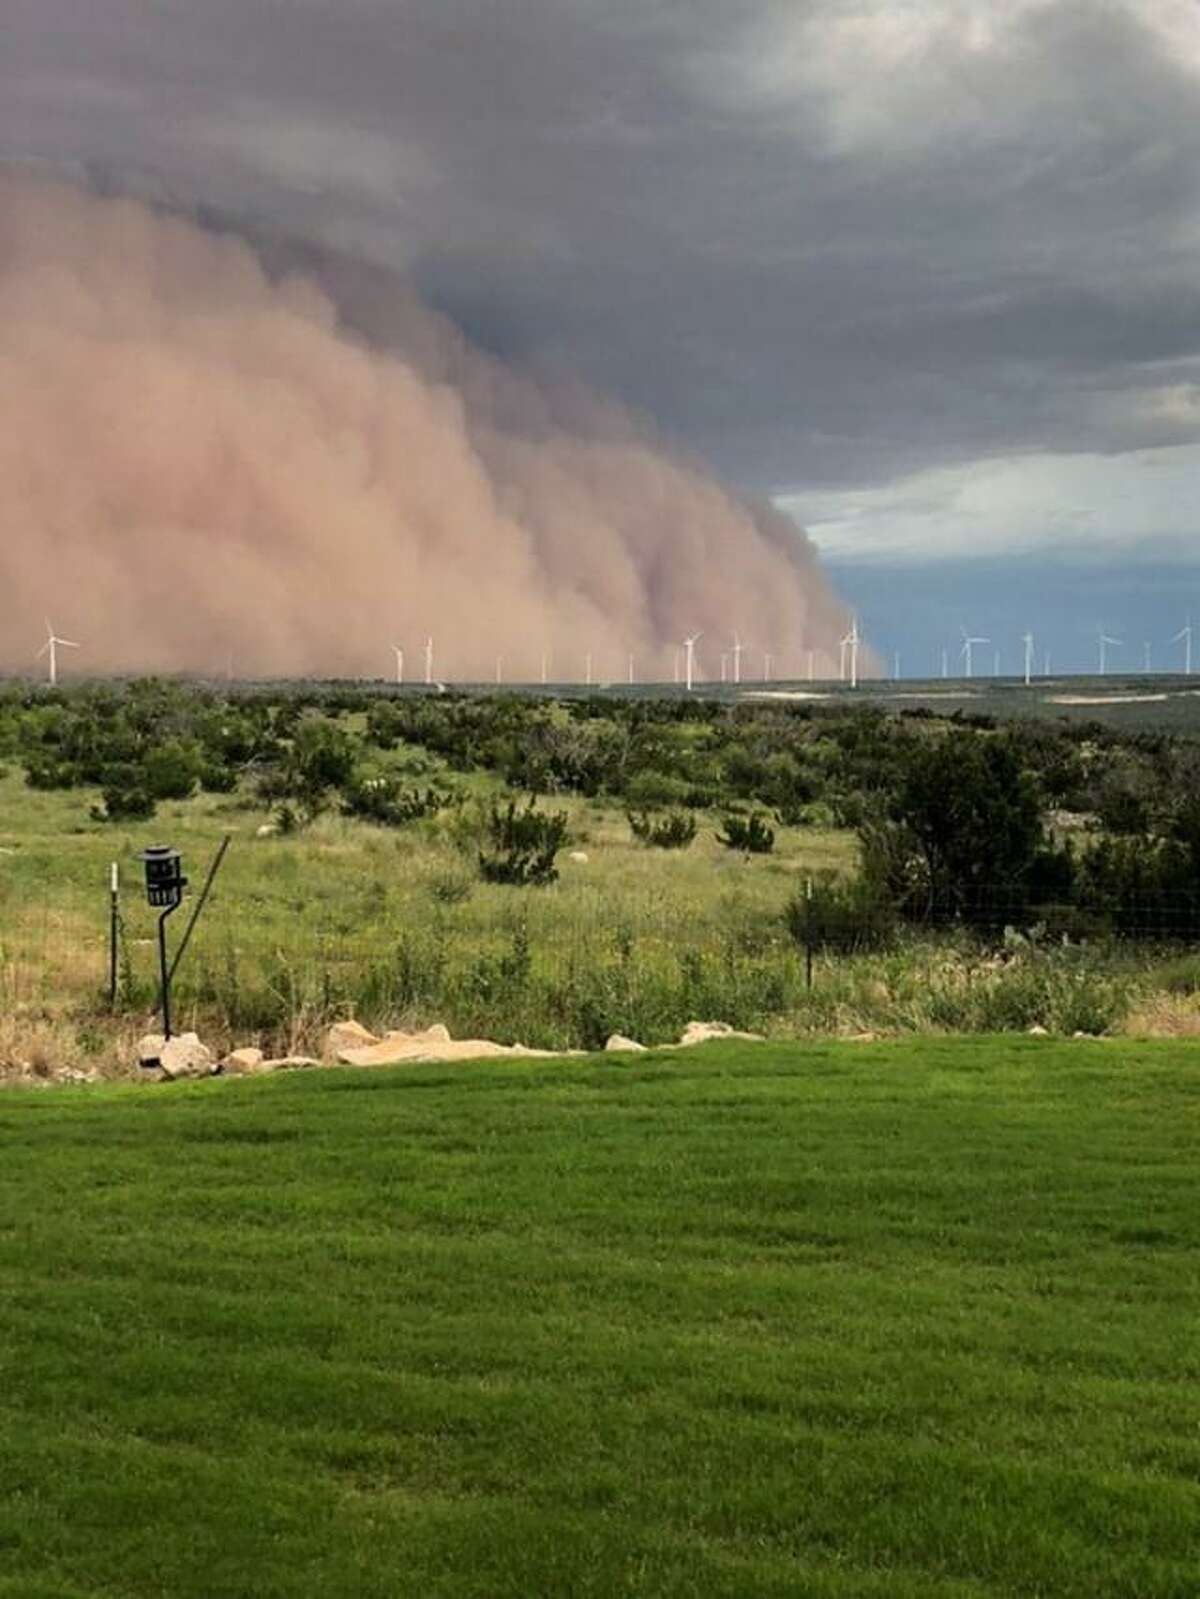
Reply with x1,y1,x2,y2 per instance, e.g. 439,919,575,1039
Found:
1,174,855,683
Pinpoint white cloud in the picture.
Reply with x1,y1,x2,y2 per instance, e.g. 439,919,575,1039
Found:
697,1,1200,156
780,443,1200,562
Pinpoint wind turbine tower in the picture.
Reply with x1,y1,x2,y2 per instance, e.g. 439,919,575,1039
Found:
960,629,988,679
392,645,404,686
38,621,79,687
1021,631,1034,686
841,618,861,690
1098,627,1121,676
731,632,745,685
424,637,434,685
1172,616,1193,675
683,632,701,692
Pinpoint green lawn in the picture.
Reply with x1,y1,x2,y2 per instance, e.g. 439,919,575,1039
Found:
1,1038,1198,1597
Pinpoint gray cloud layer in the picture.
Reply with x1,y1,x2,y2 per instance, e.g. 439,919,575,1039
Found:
6,3,1200,505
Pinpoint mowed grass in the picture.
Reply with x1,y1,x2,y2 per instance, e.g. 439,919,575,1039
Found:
2,1038,1199,1598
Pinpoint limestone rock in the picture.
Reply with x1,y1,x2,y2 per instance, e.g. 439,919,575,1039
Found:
324,1019,379,1059
137,1032,166,1068
605,1034,647,1053
158,1032,217,1080
338,1025,557,1067
221,1047,265,1075
1027,1024,1049,1037
677,1020,766,1048
260,1055,321,1072
568,851,589,864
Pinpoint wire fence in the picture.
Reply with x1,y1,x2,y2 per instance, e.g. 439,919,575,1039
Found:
5,874,1200,1054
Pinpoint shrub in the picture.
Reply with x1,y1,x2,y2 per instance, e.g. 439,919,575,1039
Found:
628,809,697,849
92,773,157,823
785,876,896,955
142,741,202,801
717,811,775,854
342,776,458,827
478,798,568,886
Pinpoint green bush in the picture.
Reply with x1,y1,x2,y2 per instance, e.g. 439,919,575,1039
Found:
92,773,157,823
342,776,458,827
627,809,697,849
717,811,775,854
785,876,896,955
478,799,568,886
143,742,202,801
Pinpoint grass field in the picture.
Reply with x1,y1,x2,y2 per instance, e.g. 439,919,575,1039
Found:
7,757,1200,1078
2,1037,1197,1596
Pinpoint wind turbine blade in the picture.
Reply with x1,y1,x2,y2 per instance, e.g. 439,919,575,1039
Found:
35,640,49,659
58,639,80,649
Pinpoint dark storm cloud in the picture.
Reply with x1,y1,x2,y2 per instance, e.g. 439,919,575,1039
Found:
6,1,1200,493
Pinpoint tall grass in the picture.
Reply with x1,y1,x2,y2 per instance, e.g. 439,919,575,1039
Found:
0,766,1186,1073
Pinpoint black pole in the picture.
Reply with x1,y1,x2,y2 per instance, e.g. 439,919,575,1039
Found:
167,834,231,987
157,905,177,1040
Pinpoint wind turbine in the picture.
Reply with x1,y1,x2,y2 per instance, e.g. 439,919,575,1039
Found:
1021,631,1034,686
1171,615,1193,675
960,628,988,679
1144,642,1152,673
720,653,728,683
38,620,79,687
763,652,772,682
731,631,745,684
840,617,861,689
1098,627,1121,675
392,645,404,686
585,652,593,687
423,637,434,685
941,646,949,680
683,632,701,692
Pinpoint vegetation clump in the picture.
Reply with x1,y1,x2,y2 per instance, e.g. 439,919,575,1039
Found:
717,810,775,854
478,797,568,886
627,808,697,849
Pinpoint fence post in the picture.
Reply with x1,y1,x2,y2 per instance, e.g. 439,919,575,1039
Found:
108,862,119,1009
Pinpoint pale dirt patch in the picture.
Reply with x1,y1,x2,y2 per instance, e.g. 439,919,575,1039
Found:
1047,693,1169,706
740,690,830,701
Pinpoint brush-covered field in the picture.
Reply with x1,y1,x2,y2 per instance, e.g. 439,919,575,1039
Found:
1,1037,1197,1597
4,677,1200,1077
4,762,1198,1079
0,762,859,1073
